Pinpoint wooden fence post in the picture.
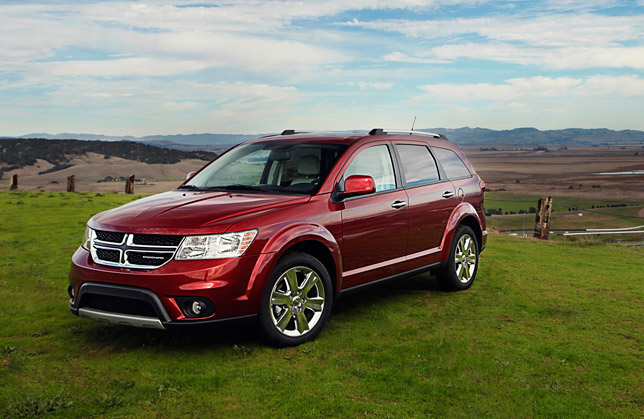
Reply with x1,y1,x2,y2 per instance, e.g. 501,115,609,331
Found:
10,174,18,190
67,175,75,192
534,196,553,240
125,174,135,194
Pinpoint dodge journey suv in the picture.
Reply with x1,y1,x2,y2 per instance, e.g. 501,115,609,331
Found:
69,129,486,346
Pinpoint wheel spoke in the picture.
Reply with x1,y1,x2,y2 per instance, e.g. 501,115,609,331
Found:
458,264,465,280
285,269,299,293
271,291,291,306
304,297,324,312
295,312,310,334
300,272,319,295
275,308,292,331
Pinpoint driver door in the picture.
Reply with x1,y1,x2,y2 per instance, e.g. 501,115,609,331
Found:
338,143,409,289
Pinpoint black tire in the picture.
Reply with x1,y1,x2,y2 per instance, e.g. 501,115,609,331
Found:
258,252,333,347
436,225,479,291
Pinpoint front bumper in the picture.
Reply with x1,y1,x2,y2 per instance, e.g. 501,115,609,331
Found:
69,247,269,326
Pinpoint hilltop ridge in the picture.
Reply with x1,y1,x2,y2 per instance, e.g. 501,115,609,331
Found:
6,127,644,149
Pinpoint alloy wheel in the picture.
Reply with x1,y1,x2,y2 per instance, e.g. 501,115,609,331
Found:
454,234,477,283
269,266,326,337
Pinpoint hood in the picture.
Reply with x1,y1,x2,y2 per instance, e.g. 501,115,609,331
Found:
89,190,310,234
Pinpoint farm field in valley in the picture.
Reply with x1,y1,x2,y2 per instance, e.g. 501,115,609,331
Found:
0,191,643,417
463,145,644,200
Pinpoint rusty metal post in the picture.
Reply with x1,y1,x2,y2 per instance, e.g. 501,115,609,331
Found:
10,174,18,190
125,174,135,194
67,175,75,192
534,196,553,240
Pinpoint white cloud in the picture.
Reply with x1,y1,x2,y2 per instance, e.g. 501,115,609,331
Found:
160,101,198,111
358,81,395,90
346,13,644,47
428,43,644,70
336,81,395,89
418,75,644,103
350,12,644,69
39,57,208,78
383,52,448,64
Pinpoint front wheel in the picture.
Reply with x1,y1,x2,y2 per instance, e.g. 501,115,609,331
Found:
436,225,479,291
258,252,333,347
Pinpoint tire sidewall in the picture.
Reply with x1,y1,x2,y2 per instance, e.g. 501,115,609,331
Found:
258,252,333,347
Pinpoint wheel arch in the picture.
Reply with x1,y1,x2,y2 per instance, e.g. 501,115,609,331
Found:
280,240,338,295
243,223,342,313
440,202,484,261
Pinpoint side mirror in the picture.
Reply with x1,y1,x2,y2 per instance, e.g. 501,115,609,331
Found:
339,175,376,199
186,171,197,180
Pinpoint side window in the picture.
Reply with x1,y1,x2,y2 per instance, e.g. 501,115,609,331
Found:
396,144,440,186
432,147,471,179
343,145,396,192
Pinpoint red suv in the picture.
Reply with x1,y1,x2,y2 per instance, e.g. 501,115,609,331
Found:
69,129,486,346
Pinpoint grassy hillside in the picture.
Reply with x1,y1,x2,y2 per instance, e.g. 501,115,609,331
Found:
0,138,216,179
0,191,642,417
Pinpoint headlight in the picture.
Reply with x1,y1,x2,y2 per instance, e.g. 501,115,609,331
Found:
175,229,258,260
81,226,93,250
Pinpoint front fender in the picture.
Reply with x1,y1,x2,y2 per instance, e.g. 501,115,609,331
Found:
242,223,342,313
439,202,484,260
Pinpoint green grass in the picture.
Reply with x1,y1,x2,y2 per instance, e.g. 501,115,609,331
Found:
485,192,644,241
485,192,644,214
1,191,643,417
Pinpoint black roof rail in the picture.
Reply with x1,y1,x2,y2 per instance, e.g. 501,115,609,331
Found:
369,128,385,135
281,129,296,135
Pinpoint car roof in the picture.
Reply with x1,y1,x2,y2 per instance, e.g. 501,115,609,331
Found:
247,129,454,147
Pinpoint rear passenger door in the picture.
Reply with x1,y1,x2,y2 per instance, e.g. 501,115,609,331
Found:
393,142,459,269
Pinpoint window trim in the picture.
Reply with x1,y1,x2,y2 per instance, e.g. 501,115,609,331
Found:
391,142,449,189
332,141,404,202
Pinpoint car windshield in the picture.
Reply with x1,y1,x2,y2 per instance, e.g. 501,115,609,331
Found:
180,141,348,195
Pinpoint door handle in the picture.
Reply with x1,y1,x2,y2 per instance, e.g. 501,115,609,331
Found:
391,200,407,209
442,190,455,199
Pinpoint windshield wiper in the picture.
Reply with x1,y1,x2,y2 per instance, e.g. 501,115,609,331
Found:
177,184,199,190
205,184,268,192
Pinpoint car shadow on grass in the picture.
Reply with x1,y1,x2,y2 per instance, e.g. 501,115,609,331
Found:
68,271,445,351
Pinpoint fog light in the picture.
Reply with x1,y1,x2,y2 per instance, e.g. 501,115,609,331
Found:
192,301,203,315
174,296,215,318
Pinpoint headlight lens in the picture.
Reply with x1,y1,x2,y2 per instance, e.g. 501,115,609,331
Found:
175,229,258,260
81,226,93,250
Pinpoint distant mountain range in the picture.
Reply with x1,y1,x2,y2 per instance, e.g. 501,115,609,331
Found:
8,127,644,148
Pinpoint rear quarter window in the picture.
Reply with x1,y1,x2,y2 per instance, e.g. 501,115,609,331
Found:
395,144,440,186
432,147,472,179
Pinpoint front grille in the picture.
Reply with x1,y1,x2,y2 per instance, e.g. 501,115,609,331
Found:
96,248,120,263
132,234,183,247
126,251,174,266
95,230,125,243
91,231,183,269
80,293,157,317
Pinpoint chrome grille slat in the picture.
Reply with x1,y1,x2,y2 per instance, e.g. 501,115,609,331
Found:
91,230,183,269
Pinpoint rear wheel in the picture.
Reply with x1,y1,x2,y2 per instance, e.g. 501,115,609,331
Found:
437,225,479,291
258,252,333,347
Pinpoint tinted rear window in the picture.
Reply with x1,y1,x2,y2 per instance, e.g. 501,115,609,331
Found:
432,147,471,179
396,144,440,186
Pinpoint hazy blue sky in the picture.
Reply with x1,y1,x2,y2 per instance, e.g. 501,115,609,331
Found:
1,0,644,136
